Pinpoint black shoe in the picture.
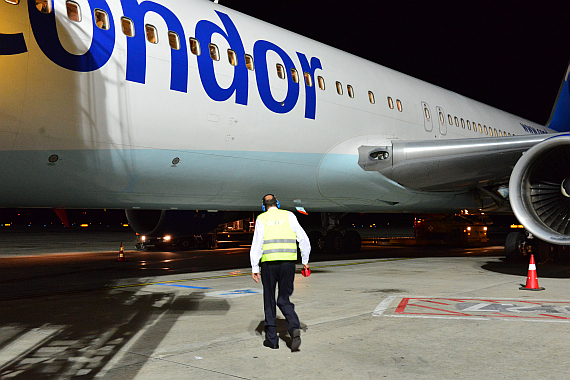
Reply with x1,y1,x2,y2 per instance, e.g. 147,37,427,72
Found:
290,329,301,352
263,339,279,349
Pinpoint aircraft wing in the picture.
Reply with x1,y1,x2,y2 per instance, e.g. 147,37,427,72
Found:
358,134,558,192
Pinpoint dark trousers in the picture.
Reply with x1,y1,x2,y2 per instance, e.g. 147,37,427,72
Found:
260,261,300,344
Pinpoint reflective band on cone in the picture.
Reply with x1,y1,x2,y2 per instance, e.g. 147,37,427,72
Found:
118,242,126,262
519,254,544,291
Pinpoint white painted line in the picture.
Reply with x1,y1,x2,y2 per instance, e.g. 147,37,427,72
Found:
205,288,261,298
0,325,61,370
372,295,397,316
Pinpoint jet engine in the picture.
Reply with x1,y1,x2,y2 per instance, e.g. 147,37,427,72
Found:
509,135,570,245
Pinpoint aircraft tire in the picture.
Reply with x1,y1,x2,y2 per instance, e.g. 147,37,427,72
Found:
505,231,525,262
308,231,323,254
325,231,344,254
343,230,361,253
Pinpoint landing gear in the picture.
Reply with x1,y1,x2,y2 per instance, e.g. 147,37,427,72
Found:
505,231,525,261
308,213,362,254
504,231,570,263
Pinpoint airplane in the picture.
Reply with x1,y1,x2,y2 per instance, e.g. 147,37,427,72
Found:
1,0,570,257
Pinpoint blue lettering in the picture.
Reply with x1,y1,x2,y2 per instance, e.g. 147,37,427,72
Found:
253,40,299,114
0,32,27,55
23,3,321,118
121,0,188,92
195,11,248,104
296,53,322,120
28,0,114,72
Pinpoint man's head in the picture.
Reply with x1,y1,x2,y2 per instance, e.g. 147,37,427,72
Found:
262,194,279,211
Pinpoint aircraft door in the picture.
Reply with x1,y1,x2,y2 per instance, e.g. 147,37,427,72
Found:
421,102,433,132
436,106,447,135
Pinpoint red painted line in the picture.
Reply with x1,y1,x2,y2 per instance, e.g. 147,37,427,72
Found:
419,299,450,306
402,303,471,316
395,298,410,314
538,314,570,320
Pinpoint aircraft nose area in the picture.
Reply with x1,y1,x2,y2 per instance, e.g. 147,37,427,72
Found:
317,136,412,211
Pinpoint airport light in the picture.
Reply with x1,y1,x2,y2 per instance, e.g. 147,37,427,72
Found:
163,235,171,241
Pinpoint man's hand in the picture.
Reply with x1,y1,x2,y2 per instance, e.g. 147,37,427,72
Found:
252,272,260,283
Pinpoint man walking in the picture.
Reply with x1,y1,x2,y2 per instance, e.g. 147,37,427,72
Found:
250,194,310,351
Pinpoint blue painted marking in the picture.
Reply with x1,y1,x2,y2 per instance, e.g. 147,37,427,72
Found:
155,283,212,289
220,289,259,295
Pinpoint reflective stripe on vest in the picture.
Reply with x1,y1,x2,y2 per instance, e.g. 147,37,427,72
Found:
259,209,298,262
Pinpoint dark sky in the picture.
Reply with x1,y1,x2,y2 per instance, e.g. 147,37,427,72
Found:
223,0,570,125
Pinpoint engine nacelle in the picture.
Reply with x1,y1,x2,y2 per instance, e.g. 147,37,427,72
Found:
125,209,225,237
509,135,570,245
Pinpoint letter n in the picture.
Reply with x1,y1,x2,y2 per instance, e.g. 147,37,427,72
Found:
121,0,188,92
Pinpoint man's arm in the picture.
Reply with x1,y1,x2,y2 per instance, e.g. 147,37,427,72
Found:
288,212,310,267
250,219,264,280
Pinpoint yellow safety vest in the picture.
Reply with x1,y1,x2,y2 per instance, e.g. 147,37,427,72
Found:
258,208,298,262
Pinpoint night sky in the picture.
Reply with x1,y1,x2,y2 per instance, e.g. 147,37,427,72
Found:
223,0,570,125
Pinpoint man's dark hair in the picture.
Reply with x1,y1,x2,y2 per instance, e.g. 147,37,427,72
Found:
262,194,278,209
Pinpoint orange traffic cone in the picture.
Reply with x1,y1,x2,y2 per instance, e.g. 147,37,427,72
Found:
519,254,544,290
118,242,126,262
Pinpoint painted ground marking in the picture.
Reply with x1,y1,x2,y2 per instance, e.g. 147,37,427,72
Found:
373,296,570,322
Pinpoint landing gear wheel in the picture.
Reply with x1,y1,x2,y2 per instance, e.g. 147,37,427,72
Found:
308,231,323,254
505,232,525,262
180,239,190,250
325,231,344,254
343,230,361,253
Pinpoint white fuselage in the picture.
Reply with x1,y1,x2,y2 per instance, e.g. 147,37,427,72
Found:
0,0,554,212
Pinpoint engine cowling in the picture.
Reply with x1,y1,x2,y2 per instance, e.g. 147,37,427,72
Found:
509,135,570,245
125,210,225,237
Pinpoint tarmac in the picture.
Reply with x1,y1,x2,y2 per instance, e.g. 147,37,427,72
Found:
1,233,569,379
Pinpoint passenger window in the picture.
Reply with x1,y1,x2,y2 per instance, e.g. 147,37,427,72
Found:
369,91,376,104
189,38,200,55
245,54,254,70
36,0,51,13
95,9,109,30
6,0,19,4
317,76,325,90
448,115,453,125
484,125,488,135
209,43,219,60
461,118,465,128
439,112,444,124
387,97,394,109
276,64,285,79
336,81,343,95
499,130,503,136
168,31,180,50
304,72,313,87
291,68,299,83
121,17,134,37
478,123,482,133
467,120,471,130
145,24,158,43
228,49,237,66
347,85,354,98
454,116,459,127
396,99,402,112
66,1,81,22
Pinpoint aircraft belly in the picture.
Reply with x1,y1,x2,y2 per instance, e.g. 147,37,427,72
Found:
0,149,334,210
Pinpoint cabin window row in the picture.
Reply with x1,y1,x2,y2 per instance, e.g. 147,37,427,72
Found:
39,1,403,112
441,112,513,137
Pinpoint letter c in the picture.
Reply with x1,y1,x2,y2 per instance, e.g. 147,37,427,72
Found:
28,0,114,72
